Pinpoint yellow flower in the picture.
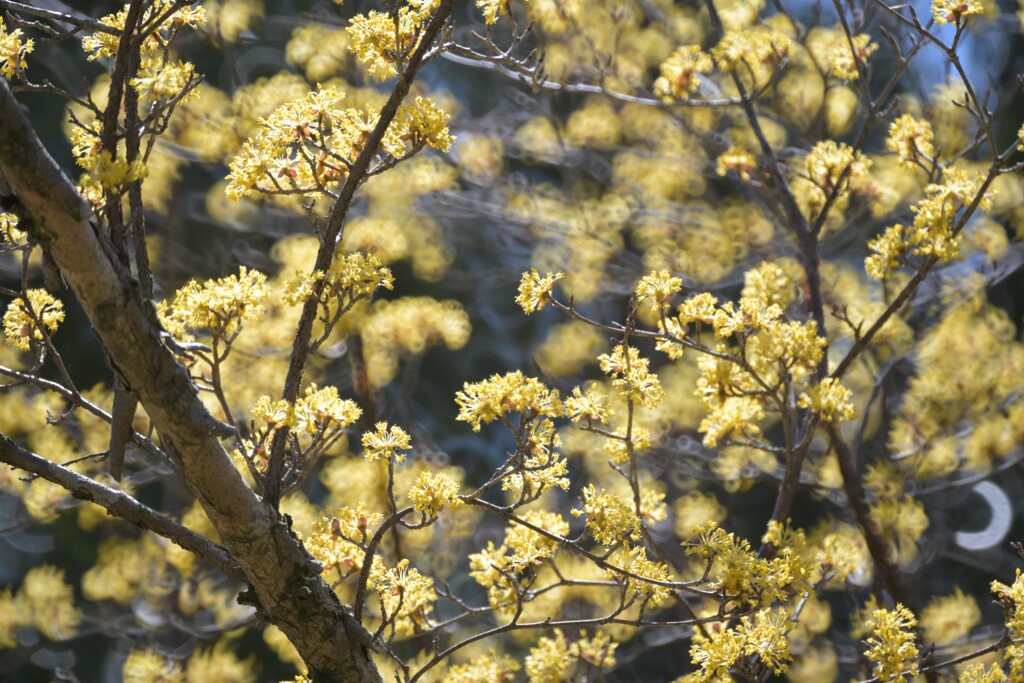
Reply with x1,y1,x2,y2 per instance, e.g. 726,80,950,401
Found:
798,378,857,423
370,559,436,636
408,472,463,516
573,485,641,546
863,604,919,683
635,270,683,306
0,211,24,243
526,630,572,683
19,565,82,641
516,269,564,314
716,146,758,182
932,0,985,24
447,651,519,682
886,114,935,168
597,345,664,409
3,289,65,351
455,371,563,431
361,421,411,463
829,34,877,80
0,17,33,79
161,266,268,338
653,46,714,100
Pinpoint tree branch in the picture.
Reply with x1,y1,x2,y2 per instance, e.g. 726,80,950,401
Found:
0,434,242,579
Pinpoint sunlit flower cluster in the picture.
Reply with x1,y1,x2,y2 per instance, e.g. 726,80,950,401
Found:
0,17,33,79
516,269,564,314
370,558,437,636
690,608,792,682
159,266,268,339
932,0,985,24
597,344,664,409
407,471,463,517
362,421,412,463
716,146,758,182
828,34,877,80
866,167,991,279
305,503,383,578
886,114,935,169
2,289,65,352
863,604,920,683
653,46,714,100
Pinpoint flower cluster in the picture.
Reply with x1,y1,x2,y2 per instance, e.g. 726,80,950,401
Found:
2,289,65,352
716,147,758,182
863,604,920,683
992,570,1024,678
605,546,673,607
159,266,268,341
687,522,812,608
886,114,935,169
242,385,362,474
525,629,619,682
516,269,564,314
0,212,23,244
690,608,793,682
305,503,383,578
346,5,431,81
597,345,664,409
446,651,519,682
226,86,453,200
407,471,463,517
828,34,877,80
711,29,790,86
469,510,570,613
0,17,33,79
0,566,81,646
866,167,991,279
932,0,985,24
455,371,563,432
573,485,641,546
797,378,856,424
653,46,714,100
370,559,437,636
361,422,412,463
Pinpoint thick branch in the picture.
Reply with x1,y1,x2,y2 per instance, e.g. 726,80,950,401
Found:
0,76,379,683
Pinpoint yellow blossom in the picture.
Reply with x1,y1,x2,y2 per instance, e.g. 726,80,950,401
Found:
516,269,563,314
455,371,563,431
886,114,936,169
0,17,33,79
370,558,436,636
716,146,758,181
573,485,641,546
653,46,714,100
932,0,985,24
408,471,463,516
160,266,268,338
361,422,411,463
597,345,664,408
798,378,856,423
446,651,519,682
863,604,919,683
829,34,877,80
3,289,65,351
19,565,82,641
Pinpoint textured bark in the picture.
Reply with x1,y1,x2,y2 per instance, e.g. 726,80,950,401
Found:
0,79,381,683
